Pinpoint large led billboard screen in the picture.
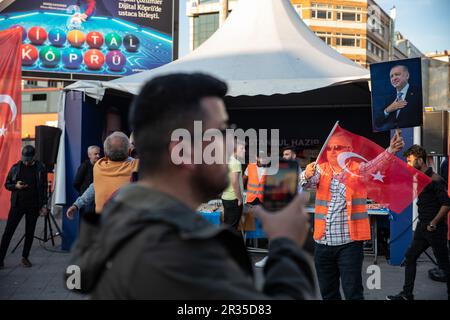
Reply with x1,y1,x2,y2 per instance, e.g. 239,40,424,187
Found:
0,0,177,80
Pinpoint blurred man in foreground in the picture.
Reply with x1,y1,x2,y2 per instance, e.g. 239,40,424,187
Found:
69,73,317,299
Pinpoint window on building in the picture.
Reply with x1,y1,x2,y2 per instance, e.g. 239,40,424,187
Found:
32,94,47,101
336,6,362,22
315,32,332,45
311,3,332,20
193,13,219,49
367,40,385,60
48,80,58,88
336,33,361,47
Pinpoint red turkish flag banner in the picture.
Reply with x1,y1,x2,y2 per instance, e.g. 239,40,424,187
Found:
317,125,432,214
0,29,22,220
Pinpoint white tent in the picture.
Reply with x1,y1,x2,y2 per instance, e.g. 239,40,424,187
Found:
66,0,369,100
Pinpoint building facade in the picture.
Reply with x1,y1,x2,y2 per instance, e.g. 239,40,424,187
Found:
20,80,63,140
187,0,421,67
424,51,450,111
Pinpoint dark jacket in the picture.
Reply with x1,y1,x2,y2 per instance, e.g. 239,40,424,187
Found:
375,85,423,131
69,184,317,299
73,160,94,195
441,158,448,184
5,160,48,208
417,167,450,225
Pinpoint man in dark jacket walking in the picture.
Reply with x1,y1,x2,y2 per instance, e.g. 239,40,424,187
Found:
387,145,450,300
73,145,100,195
72,145,100,216
0,145,48,268
69,73,317,299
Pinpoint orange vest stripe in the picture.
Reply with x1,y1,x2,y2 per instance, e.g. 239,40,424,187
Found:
246,163,265,203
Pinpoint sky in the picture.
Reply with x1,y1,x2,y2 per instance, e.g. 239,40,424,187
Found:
177,0,450,57
376,0,450,53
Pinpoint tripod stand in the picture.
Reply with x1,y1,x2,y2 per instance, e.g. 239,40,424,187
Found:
11,181,63,253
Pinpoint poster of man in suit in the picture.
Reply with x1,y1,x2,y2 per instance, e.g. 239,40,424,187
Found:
371,58,423,132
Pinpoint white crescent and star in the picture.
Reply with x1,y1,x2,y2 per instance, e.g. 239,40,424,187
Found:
336,152,386,183
371,171,385,182
337,152,368,177
0,94,17,137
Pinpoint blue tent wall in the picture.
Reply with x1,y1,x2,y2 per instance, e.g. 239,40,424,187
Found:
388,127,414,266
62,91,82,251
61,91,104,251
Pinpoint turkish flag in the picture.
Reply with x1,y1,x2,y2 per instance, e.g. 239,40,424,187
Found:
317,124,431,214
0,29,22,220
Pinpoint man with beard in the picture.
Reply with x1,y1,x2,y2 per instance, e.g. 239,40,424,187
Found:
69,73,317,299
387,145,450,300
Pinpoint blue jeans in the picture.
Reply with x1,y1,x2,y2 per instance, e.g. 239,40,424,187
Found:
314,241,364,300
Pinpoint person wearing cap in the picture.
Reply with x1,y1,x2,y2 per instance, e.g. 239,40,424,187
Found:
0,145,48,269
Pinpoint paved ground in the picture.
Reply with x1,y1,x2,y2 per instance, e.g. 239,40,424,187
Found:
0,213,447,300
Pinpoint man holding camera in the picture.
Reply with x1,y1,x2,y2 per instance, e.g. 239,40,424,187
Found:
69,73,317,299
0,145,48,269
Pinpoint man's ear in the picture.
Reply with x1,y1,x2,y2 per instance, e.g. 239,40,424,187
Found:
168,140,196,171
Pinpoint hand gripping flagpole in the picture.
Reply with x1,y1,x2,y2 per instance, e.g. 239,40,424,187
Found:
315,121,340,171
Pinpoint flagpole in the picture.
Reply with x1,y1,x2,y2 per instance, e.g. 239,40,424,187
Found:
315,121,340,165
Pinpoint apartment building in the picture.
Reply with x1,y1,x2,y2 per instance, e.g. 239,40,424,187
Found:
187,0,422,67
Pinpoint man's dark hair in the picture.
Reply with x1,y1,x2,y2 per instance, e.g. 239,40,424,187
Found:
403,144,427,163
282,146,296,153
129,73,228,175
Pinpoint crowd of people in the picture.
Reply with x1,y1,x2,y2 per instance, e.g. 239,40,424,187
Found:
0,73,448,300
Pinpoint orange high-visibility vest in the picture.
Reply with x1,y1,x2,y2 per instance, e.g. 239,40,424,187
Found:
246,163,265,203
314,162,371,241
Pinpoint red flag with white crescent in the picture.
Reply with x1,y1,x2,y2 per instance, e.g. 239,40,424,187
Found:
317,124,432,214
0,28,22,220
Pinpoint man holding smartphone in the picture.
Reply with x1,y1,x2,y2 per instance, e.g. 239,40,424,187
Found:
0,145,48,269
69,73,317,299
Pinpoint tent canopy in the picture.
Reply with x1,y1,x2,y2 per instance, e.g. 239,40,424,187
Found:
66,0,369,100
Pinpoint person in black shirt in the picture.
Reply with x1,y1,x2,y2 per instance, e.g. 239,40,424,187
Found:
0,146,48,269
387,145,450,300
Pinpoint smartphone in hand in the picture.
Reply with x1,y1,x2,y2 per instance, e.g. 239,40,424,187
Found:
263,160,299,212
